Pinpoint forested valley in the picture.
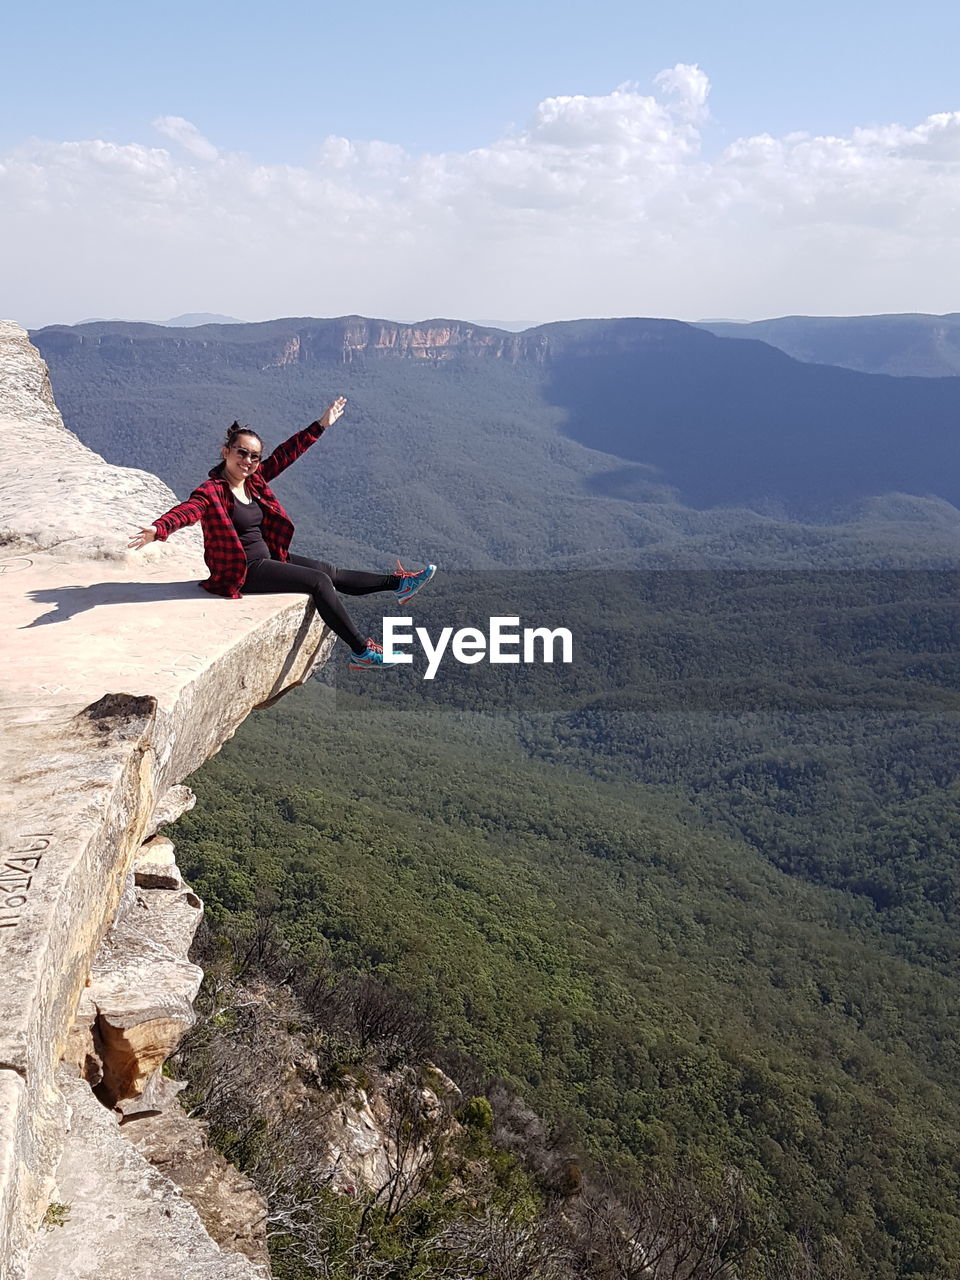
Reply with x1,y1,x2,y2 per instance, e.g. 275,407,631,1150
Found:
171,570,960,1278
35,316,960,1277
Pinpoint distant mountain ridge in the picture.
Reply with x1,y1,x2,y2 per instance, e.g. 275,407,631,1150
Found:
74,312,244,328
41,312,792,366
161,312,244,327
30,314,960,569
54,310,960,374
699,312,960,377
42,314,537,362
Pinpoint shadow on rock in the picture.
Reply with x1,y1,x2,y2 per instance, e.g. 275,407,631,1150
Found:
23,580,208,627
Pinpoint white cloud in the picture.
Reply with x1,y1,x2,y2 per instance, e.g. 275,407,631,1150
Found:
152,116,219,162
2,65,960,327
653,63,711,121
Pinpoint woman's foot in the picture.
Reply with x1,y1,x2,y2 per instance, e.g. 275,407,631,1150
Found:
349,639,386,670
395,561,437,605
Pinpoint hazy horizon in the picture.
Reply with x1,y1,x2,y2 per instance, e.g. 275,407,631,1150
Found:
16,307,960,335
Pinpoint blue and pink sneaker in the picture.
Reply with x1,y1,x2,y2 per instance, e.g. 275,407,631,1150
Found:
349,639,386,671
395,560,437,605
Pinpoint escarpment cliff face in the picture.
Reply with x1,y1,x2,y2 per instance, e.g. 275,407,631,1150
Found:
33,313,554,370
261,316,552,366
31,313,709,375
30,827,271,1279
0,321,335,1280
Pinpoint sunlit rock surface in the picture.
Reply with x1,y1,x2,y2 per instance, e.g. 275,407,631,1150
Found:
0,320,204,563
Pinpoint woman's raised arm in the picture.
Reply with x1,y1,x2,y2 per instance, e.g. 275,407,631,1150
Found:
260,397,347,482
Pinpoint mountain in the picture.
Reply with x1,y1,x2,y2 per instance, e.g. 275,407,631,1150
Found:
538,317,960,509
29,315,960,569
699,313,960,377
473,318,544,331
160,313,244,327
75,312,244,327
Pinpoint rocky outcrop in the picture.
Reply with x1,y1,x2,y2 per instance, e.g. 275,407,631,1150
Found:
125,1102,270,1267
63,868,204,1111
322,1065,464,1197
255,315,552,366
0,323,204,562
25,1073,266,1280
173,965,465,1221
0,321,335,1279
52,829,271,1274
262,335,301,369
332,317,549,364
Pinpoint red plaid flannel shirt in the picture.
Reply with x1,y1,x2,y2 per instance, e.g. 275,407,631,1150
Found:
152,420,327,598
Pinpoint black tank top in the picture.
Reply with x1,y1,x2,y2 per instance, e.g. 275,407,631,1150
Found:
231,496,272,564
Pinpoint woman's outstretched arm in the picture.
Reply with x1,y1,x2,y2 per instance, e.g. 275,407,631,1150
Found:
128,489,210,548
260,397,347,482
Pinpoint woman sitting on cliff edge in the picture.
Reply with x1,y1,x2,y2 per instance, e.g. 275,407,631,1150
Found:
127,397,435,669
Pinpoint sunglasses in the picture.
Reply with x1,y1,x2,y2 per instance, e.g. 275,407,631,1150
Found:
232,446,262,463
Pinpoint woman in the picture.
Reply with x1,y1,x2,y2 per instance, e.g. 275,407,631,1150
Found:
128,398,435,669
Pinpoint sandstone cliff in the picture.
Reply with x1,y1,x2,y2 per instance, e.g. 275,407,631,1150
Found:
34,313,554,369
32,313,705,374
0,321,336,1280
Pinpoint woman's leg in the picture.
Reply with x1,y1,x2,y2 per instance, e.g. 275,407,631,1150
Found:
287,553,400,597
243,558,369,653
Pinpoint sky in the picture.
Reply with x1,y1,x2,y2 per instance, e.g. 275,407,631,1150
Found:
3,0,960,329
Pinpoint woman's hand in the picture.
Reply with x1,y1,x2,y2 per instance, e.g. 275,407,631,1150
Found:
318,396,347,429
128,526,158,550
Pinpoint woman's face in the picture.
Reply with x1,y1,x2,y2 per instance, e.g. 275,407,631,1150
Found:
221,432,262,486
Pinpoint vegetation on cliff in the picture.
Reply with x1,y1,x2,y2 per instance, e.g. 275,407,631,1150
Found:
175,672,960,1277
177,916,836,1280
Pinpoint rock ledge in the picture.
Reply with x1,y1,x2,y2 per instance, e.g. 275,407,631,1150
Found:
0,323,334,1279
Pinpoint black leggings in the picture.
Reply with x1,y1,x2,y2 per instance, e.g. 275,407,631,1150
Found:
243,554,399,655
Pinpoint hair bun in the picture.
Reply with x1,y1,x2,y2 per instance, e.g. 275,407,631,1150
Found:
220,422,264,463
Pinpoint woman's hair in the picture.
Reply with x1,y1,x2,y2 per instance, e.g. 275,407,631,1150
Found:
214,421,265,475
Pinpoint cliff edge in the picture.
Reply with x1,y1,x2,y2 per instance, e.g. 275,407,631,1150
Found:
0,322,334,1279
